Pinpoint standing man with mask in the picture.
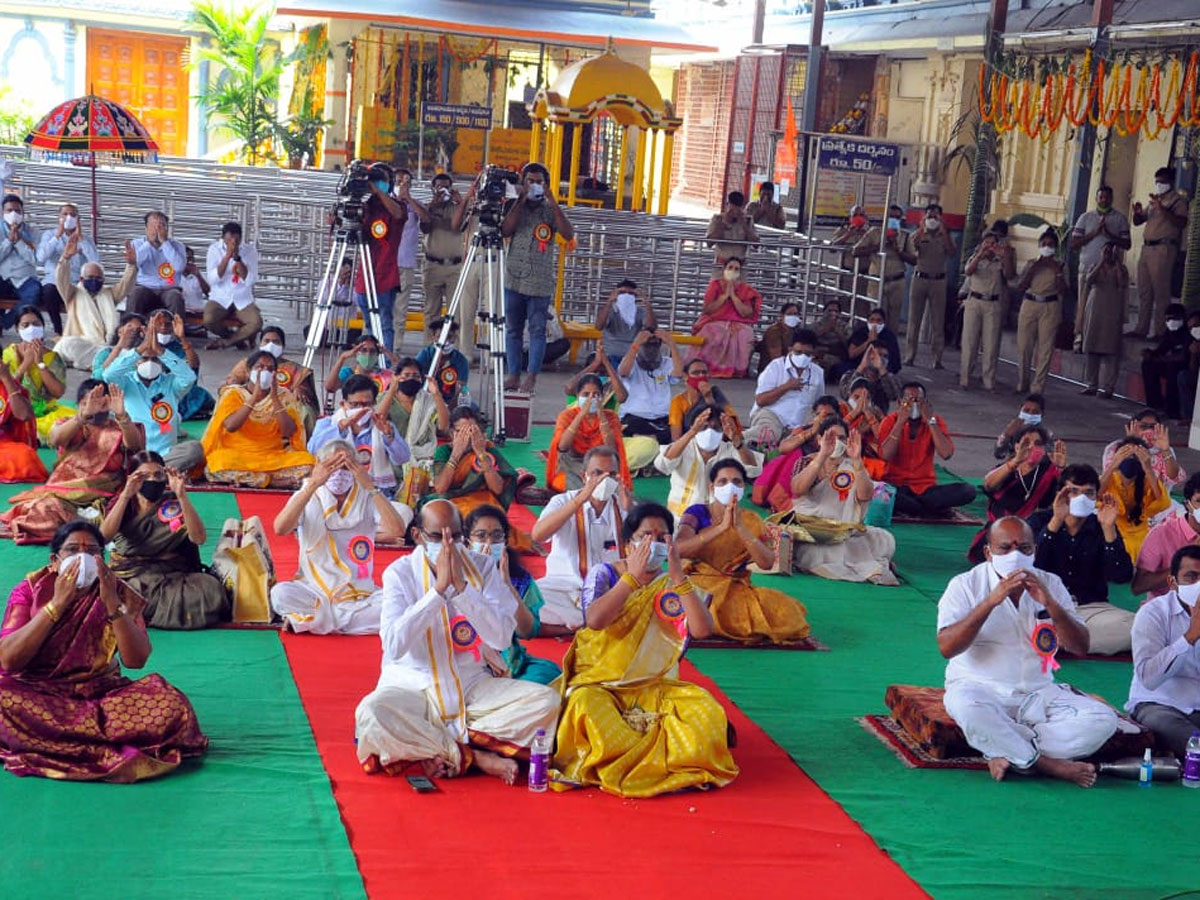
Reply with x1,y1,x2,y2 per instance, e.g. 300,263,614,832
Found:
1069,185,1131,286
500,162,574,395
1131,167,1189,341
127,211,187,317
353,162,408,355
418,173,467,333
204,222,261,350
746,181,787,229
960,226,1016,391
904,203,955,369
0,194,41,330
705,191,759,273
744,329,826,450
853,204,913,327
1015,230,1069,395
37,202,99,334
389,169,423,337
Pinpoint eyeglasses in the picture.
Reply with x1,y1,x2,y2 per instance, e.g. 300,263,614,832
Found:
421,530,462,543
469,529,507,543
346,401,373,410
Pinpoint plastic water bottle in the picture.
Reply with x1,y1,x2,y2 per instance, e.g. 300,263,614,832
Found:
1139,748,1153,788
528,728,550,793
1183,732,1200,788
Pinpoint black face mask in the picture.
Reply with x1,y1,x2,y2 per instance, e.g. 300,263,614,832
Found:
86,412,111,426
1118,458,1141,480
139,479,167,502
637,347,663,370
397,378,422,397
82,277,104,295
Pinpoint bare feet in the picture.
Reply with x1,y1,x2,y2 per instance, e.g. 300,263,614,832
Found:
520,372,538,394
503,373,520,392
473,749,518,785
420,755,455,779
987,757,1010,782
1034,755,1097,787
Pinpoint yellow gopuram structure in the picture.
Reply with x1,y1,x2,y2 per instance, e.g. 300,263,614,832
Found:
526,43,681,214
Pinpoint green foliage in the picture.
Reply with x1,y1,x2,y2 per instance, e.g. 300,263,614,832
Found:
187,0,283,165
0,86,37,145
278,109,333,167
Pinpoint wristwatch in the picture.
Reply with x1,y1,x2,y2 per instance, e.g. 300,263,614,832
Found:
928,416,937,425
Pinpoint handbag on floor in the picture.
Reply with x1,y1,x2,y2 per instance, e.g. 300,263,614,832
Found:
210,516,276,624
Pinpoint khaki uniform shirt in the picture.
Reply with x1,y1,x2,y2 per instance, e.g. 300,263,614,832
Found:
746,200,786,229
1144,190,1188,243
422,200,465,262
706,214,759,262
911,230,952,275
853,227,910,279
1021,259,1063,297
966,255,1008,299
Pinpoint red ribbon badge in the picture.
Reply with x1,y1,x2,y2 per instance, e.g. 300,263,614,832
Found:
534,222,552,253
370,219,388,240
275,367,292,388
157,262,175,285
1030,622,1061,674
655,589,688,638
471,452,495,473
150,400,173,434
157,498,184,532
439,366,458,388
348,535,374,579
449,615,482,661
831,469,855,502
356,445,372,466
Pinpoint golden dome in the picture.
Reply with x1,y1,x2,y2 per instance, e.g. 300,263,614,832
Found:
545,46,664,127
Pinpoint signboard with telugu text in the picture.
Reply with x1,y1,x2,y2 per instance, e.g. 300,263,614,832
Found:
816,138,899,176
421,103,492,131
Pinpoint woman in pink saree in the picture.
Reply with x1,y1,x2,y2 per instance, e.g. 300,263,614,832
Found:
691,257,762,378
0,520,207,782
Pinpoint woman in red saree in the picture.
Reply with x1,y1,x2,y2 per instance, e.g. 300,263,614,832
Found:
0,520,207,781
0,361,47,483
546,374,630,494
691,257,762,378
3,379,144,543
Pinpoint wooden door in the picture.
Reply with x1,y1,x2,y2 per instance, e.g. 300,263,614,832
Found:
86,29,188,157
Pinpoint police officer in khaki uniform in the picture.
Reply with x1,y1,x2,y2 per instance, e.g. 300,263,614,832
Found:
745,181,787,229
852,204,912,326
904,203,955,369
960,228,1016,391
1131,166,1189,340
418,173,468,333
1015,229,1069,394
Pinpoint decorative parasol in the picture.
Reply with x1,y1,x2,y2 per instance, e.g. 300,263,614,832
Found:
24,94,160,241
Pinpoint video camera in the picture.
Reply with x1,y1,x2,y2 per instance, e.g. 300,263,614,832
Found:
475,165,519,229
332,158,394,232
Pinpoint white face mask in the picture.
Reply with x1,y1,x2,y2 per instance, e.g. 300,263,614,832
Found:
63,214,78,231
577,395,598,413
18,324,43,342
868,322,884,333
157,332,174,346
908,404,922,421
424,539,444,565
789,353,811,370
990,549,1034,579
325,468,354,495
1017,411,1041,425
526,182,545,201
713,482,744,505
62,551,100,589
591,475,619,502
1177,581,1200,608
1038,246,1056,258
1154,182,1171,196
1068,494,1096,518
645,540,669,570
783,314,801,328
1191,505,1200,526
261,341,284,358
925,217,941,231
1191,327,1200,341
614,291,638,326
1167,319,1184,332
695,428,723,452
831,438,847,458
136,359,162,381
254,369,274,389
3,209,23,226
724,268,740,282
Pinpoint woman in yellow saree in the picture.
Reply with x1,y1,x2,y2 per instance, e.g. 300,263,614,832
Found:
552,502,739,797
675,458,809,644
3,306,72,443
200,350,314,488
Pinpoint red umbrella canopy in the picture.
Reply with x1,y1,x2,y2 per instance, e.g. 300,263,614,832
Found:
25,94,159,161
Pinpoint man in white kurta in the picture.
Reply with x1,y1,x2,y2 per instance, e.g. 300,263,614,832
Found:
654,406,763,516
937,516,1117,785
270,442,408,634
531,446,628,629
355,500,559,779
54,246,135,370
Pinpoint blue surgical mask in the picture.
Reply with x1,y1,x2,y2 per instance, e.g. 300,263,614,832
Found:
372,180,389,193
471,541,505,562
646,541,669,570
887,217,902,231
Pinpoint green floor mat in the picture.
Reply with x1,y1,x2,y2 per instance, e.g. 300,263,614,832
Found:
0,629,366,900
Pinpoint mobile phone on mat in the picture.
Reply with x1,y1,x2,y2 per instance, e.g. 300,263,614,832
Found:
407,775,438,793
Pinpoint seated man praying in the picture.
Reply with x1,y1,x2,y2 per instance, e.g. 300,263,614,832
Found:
879,382,976,518
309,374,411,496
744,329,826,450
655,402,762,516
937,516,1118,787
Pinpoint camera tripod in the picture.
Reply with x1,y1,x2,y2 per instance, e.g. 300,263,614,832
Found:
425,222,509,444
300,221,386,379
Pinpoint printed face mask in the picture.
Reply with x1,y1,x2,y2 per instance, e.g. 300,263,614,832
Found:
326,469,354,495
783,314,801,328
18,324,43,342
136,359,162,381
990,549,1034,579
1069,494,1096,518
82,276,104,295
261,341,284,358
713,482,744,505
695,428,724,452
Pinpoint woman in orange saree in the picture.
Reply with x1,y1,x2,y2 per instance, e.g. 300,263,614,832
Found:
0,520,207,781
3,380,144,543
545,374,630,494
0,362,47,483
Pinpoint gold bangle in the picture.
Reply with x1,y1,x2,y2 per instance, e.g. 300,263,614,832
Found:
43,602,60,623
671,579,695,594
619,572,641,591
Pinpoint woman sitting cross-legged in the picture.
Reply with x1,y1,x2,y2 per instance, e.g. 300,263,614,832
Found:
100,451,230,630
200,349,315,488
546,373,631,493
968,424,1066,563
551,502,739,797
270,440,409,635
690,256,762,378
789,419,898,585
3,380,143,544
0,520,208,781
4,305,72,443
0,357,49,483
1101,436,1170,562
464,504,563,684
675,458,811,645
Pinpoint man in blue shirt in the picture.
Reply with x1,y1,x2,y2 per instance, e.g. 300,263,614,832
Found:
416,317,470,408
101,333,205,471
37,201,99,334
309,374,410,495
127,210,188,317
0,194,41,329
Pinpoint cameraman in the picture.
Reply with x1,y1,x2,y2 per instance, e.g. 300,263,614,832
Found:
500,162,574,394
352,162,408,354
203,221,261,350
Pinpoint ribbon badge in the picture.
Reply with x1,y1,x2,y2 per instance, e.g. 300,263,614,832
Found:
157,262,176,285
356,444,373,466
157,498,184,532
275,368,292,388
370,219,388,240
439,366,458,388
347,534,374,579
471,451,495,473
831,469,855,502
0,393,7,418
150,400,173,434
1030,622,1061,674
655,589,688,637
534,222,552,253
449,615,482,661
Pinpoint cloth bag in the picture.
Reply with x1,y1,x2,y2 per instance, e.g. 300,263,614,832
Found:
395,462,431,510
864,482,896,528
210,516,276,623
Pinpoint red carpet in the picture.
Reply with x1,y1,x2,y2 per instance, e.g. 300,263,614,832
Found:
280,632,927,900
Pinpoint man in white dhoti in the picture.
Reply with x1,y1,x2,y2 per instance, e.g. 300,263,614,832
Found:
937,516,1118,786
54,234,136,370
355,499,560,782
530,446,630,630
654,401,762,517
270,440,408,634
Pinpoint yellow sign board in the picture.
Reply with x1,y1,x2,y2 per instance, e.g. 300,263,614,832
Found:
455,127,531,174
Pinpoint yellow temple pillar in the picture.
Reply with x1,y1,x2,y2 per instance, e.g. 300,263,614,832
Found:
643,128,659,214
657,130,675,216
615,125,630,211
567,123,582,207
631,127,647,212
